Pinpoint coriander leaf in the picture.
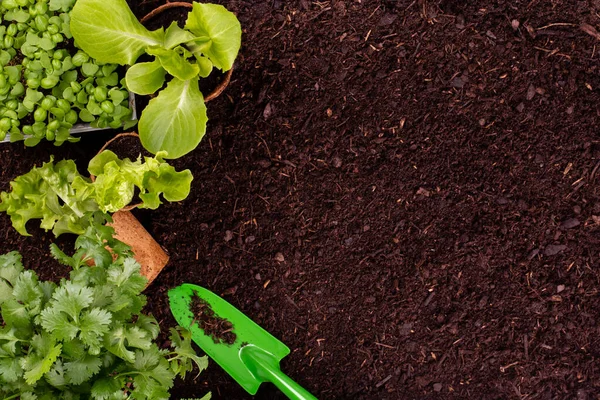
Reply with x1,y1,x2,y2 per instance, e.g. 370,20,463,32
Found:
0,357,22,383
22,342,62,385
184,3,241,71
2,298,32,331
13,270,43,308
49,244,77,268
51,281,93,320
135,314,160,340
107,257,146,294
70,0,164,65
64,354,102,384
79,308,112,353
169,328,208,378
104,326,135,363
131,349,174,399
124,59,166,95
124,326,151,350
139,77,207,159
91,376,126,400
46,359,67,388
0,326,22,356
40,308,79,340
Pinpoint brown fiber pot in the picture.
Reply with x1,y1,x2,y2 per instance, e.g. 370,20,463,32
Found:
92,132,169,288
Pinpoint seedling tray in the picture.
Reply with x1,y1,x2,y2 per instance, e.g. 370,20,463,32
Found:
0,91,137,143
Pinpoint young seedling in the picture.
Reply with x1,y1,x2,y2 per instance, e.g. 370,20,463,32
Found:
70,0,242,159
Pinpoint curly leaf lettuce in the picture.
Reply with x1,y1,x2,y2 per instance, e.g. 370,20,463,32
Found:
0,152,192,236
0,159,100,236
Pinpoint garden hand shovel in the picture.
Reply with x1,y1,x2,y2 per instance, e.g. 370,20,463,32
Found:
168,283,317,400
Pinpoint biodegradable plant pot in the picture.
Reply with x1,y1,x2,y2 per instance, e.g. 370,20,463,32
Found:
110,209,169,286
140,2,234,102
93,132,169,287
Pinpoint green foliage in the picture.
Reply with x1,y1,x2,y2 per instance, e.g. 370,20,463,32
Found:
0,228,208,399
0,151,192,236
70,0,241,159
0,0,134,145
139,77,207,159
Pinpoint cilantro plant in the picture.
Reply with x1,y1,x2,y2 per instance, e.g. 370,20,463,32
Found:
0,225,208,399
0,149,192,236
70,0,242,159
0,0,134,145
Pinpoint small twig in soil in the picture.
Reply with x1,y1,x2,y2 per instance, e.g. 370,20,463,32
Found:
536,22,577,30
581,23,600,41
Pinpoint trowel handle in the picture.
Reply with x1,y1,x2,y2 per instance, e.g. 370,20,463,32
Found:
263,366,318,400
241,345,318,400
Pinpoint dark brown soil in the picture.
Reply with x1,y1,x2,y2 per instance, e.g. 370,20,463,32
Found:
191,290,237,345
3,0,600,399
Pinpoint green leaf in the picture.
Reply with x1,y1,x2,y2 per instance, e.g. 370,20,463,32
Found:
49,0,76,12
2,298,32,330
40,308,79,340
79,308,112,352
91,376,126,400
104,326,135,363
107,257,146,294
5,9,31,22
146,46,199,81
185,3,241,71
64,354,102,384
88,150,193,212
169,328,208,378
13,270,43,307
70,0,164,65
0,158,103,236
22,342,62,385
135,315,159,340
139,77,207,159
139,162,193,209
0,251,24,287
82,62,99,77
46,359,67,388
124,59,166,95
164,21,197,49
195,55,213,78
0,357,22,383
51,281,94,320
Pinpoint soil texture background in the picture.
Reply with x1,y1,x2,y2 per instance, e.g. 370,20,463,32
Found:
3,0,600,398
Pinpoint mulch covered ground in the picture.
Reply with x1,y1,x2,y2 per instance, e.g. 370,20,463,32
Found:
3,0,600,398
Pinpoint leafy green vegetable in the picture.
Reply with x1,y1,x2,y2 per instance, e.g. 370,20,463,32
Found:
70,0,241,159
125,59,166,95
185,3,242,71
70,0,164,65
139,78,207,159
0,228,208,399
0,0,135,145
0,152,192,236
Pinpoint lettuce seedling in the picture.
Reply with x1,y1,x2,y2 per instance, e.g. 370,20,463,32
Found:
70,0,242,159
0,150,192,236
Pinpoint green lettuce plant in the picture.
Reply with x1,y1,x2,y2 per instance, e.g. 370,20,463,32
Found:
0,150,193,236
0,225,208,399
70,0,242,159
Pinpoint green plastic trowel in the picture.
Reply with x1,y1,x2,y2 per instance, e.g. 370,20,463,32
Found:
168,283,317,400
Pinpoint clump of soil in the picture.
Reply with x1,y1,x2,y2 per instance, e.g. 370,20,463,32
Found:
190,291,237,345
